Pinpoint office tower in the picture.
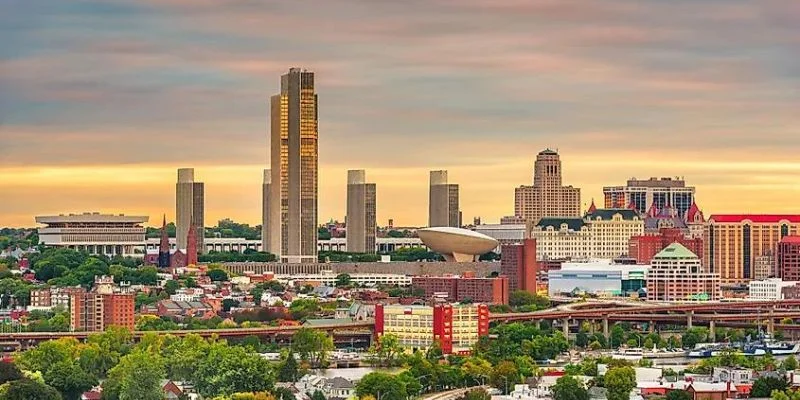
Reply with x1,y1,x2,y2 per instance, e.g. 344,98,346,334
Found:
261,169,274,254
514,149,581,224
777,236,800,281
429,170,460,227
158,215,170,269
346,170,377,254
176,168,204,252
646,243,721,301
500,239,538,294
269,68,318,263
705,215,800,283
604,177,695,217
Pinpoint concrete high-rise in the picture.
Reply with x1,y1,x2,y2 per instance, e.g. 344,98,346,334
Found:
604,177,695,217
261,169,274,255
268,68,318,263
346,170,377,254
176,168,204,252
429,170,460,228
514,149,581,224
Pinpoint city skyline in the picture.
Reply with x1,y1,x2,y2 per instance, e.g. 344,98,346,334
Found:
3,1,800,227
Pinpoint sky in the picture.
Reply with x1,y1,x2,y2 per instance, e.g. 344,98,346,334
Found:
1,0,799,228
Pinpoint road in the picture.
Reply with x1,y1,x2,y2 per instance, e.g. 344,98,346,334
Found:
422,386,487,400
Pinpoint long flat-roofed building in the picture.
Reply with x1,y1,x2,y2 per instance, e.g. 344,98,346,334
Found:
36,212,148,257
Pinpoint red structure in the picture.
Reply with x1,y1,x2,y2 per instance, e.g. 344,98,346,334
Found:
103,293,135,330
629,228,704,264
70,292,135,332
778,236,800,281
412,275,509,304
187,224,198,266
501,239,537,293
433,304,453,354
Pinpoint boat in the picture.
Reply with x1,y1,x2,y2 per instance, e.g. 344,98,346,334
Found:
642,347,686,359
767,343,800,355
612,348,644,361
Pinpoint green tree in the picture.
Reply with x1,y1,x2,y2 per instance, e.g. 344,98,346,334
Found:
103,351,165,400
681,328,709,350
784,355,799,371
356,372,407,400
461,388,492,400
44,361,98,400
666,389,692,400
16,337,79,374
552,375,590,400
207,268,229,282
610,325,625,348
277,352,300,382
163,279,180,295
509,291,549,308
752,376,789,398
576,331,589,348
0,360,23,384
334,273,351,288
491,361,519,394
222,298,241,312
311,390,327,400
291,328,333,367
193,343,274,397
461,357,492,386
369,334,403,367
605,366,637,400
4,379,63,400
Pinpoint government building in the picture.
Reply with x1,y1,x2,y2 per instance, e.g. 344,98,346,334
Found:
36,212,148,258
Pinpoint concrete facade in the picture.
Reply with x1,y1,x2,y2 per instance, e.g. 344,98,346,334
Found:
346,170,377,254
514,149,581,224
429,170,460,228
269,68,318,263
36,212,148,257
221,261,501,277
175,168,204,252
261,169,272,256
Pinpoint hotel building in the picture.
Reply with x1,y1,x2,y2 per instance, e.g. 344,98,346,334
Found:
268,68,319,263
646,243,721,301
604,177,695,218
374,303,489,354
530,209,644,261
514,149,581,224
705,215,800,283
36,212,148,257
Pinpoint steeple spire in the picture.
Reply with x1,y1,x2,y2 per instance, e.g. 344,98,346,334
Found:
587,199,597,214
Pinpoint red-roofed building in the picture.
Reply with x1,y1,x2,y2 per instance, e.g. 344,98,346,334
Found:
778,236,800,281
706,215,800,283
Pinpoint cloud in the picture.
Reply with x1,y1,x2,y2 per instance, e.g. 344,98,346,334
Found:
1,0,799,227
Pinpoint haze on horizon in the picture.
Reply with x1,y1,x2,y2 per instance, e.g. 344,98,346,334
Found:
1,0,799,228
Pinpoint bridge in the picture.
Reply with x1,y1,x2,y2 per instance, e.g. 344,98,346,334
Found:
4,300,800,350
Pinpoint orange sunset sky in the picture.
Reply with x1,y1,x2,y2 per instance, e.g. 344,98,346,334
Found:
2,1,799,228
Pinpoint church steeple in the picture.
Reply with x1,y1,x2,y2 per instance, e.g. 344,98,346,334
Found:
158,215,171,269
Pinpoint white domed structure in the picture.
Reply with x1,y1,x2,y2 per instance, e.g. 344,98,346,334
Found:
417,227,499,262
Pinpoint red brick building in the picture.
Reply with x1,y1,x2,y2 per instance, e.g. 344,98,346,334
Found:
500,239,537,293
629,228,704,264
412,274,509,304
778,236,800,281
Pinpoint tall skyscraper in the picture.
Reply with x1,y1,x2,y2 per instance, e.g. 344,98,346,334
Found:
176,168,204,252
429,170,460,228
261,169,275,255
268,68,318,263
346,170,377,254
604,177,695,217
514,149,581,224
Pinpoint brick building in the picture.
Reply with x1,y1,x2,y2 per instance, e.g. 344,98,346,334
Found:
69,276,135,332
778,236,800,281
501,239,537,294
374,303,489,354
629,228,703,264
412,273,509,304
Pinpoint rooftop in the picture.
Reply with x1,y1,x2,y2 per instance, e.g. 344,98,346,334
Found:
781,236,800,244
586,209,641,221
653,242,698,260
536,217,585,231
36,212,148,224
709,215,800,224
